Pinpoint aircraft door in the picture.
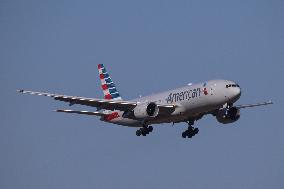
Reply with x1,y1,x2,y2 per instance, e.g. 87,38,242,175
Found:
210,84,216,95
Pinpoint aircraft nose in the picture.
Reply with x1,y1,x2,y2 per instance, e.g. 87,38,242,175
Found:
237,87,241,96
234,87,241,100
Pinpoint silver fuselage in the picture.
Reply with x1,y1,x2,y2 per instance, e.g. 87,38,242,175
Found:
105,79,241,127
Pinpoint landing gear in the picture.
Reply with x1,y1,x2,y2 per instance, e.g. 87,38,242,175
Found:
136,126,153,136
182,127,199,138
182,121,199,139
136,129,142,136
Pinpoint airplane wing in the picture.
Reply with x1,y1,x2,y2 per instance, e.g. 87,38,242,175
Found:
235,101,273,109
18,90,176,114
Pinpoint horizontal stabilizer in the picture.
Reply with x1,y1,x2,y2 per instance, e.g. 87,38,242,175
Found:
56,109,106,116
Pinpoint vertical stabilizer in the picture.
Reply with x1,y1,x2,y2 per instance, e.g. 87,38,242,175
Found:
98,64,122,100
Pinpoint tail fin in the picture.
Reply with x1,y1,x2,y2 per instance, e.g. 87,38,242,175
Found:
98,64,122,100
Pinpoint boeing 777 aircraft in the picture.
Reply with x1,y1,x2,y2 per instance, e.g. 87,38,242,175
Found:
18,64,272,138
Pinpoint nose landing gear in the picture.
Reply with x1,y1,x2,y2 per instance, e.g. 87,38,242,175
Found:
182,121,199,139
136,126,153,136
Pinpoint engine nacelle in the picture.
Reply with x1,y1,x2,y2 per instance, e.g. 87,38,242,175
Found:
216,107,240,124
133,102,159,120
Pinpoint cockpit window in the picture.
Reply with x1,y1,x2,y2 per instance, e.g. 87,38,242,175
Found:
226,84,240,88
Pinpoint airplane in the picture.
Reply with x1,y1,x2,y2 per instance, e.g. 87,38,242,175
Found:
18,64,273,138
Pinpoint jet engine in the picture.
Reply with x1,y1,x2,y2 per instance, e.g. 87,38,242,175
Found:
216,107,240,124
133,102,159,120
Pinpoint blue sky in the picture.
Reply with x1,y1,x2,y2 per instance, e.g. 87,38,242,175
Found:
1,0,284,188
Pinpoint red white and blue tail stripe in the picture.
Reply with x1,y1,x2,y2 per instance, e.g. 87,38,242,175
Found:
98,64,122,100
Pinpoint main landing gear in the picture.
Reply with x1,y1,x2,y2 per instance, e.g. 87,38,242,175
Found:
136,126,153,136
182,121,199,139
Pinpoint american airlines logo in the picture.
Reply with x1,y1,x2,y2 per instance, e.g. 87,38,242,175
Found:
166,87,208,103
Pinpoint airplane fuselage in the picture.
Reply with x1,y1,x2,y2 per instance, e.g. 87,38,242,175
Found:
104,79,241,127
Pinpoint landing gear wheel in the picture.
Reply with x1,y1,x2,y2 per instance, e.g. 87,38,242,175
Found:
136,130,142,136
193,128,199,135
182,132,187,138
187,133,192,138
144,128,150,135
182,120,199,139
136,125,153,136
